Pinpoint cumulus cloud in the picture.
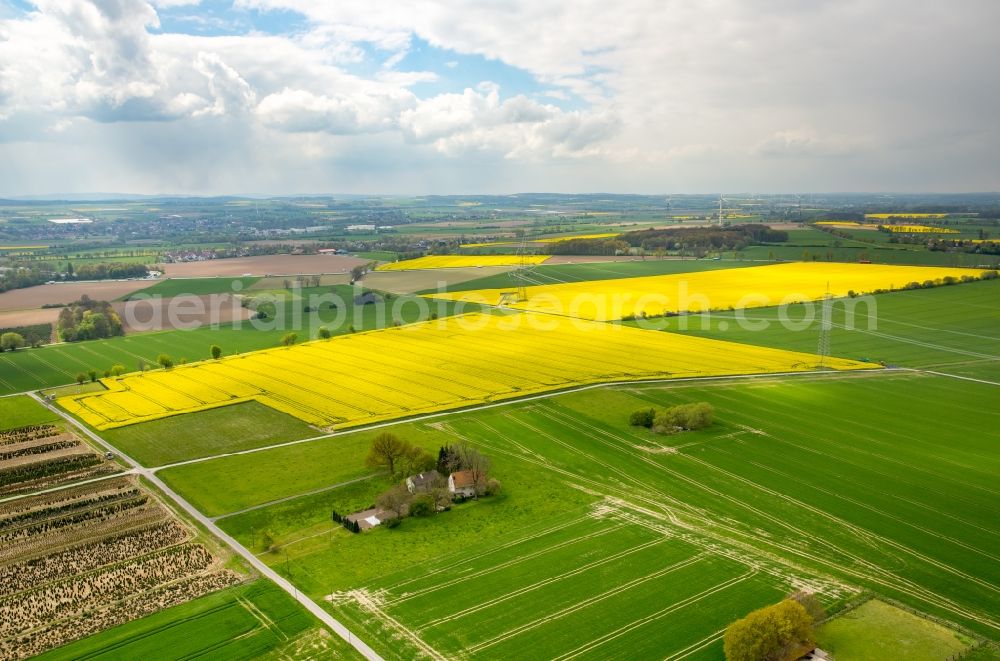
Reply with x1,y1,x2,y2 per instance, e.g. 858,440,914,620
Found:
0,0,998,194
256,87,412,133
192,52,256,117
399,84,618,157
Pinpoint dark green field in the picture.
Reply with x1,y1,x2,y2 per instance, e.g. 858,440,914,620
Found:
0,394,58,430
150,369,999,659
34,580,354,660
628,279,1000,381
103,400,318,466
126,276,260,298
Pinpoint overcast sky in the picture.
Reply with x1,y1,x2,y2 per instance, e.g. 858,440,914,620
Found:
0,0,997,196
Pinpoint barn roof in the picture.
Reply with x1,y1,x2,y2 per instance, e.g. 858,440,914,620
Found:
450,470,476,488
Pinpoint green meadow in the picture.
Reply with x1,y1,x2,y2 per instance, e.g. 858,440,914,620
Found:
34,580,356,660
154,370,999,659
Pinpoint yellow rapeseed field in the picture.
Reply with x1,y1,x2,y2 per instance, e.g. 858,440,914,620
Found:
427,262,989,321
58,311,876,431
376,255,550,270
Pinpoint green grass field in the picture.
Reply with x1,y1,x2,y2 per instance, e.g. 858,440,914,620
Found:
126,276,261,298
103,400,318,466
732,243,999,267
629,279,1000,381
0,393,58,430
34,580,356,660
158,369,999,659
817,599,973,661
157,423,440,514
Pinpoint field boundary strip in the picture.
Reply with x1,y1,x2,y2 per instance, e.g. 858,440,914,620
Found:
149,369,899,476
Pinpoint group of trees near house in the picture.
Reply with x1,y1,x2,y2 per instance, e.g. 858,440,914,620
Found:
630,402,715,434
436,441,499,496
363,434,501,530
56,296,123,342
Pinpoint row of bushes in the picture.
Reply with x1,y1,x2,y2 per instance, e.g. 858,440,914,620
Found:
0,454,103,489
0,425,60,445
0,520,188,598
0,543,215,639
0,495,147,545
0,439,79,463
0,487,141,532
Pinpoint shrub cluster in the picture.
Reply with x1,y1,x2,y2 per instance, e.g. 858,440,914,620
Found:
629,402,715,434
56,296,124,342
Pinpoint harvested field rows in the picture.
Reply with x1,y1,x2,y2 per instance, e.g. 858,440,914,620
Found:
0,463,240,660
60,312,876,430
0,424,119,496
428,262,991,320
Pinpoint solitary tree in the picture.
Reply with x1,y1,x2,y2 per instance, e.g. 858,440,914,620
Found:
0,332,25,352
723,599,814,661
210,344,222,359
88,369,97,382
281,332,298,346
318,326,331,339
365,432,408,476
110,364,125,376
75,372,86,385
157,353,173,369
